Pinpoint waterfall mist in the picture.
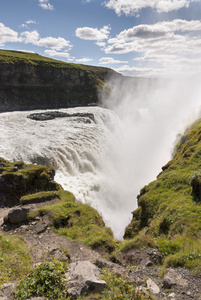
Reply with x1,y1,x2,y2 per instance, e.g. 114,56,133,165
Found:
99,74,201,235
0,75,201,239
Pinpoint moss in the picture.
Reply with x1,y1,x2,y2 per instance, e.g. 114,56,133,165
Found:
20,191,60,205
124,117,201,270
0,157,61,206
33,190,117,254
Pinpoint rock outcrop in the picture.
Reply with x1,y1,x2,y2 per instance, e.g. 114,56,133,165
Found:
0,157,60,207
0,50,121,112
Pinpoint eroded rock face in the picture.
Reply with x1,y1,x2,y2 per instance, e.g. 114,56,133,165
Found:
0,52,121,112
0,158,60,207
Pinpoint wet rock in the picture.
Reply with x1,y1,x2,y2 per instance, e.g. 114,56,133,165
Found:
27,111,96,123
163,268,189,289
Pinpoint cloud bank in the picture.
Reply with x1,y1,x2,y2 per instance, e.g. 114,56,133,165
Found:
104,0,192,15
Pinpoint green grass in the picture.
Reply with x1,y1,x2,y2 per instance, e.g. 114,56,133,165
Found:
20,190,60,205
31,190,117,253
124,118,201,270
0,234,32,285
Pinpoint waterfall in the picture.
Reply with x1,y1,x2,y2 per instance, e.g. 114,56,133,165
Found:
0,106,136,238
1,76,201,239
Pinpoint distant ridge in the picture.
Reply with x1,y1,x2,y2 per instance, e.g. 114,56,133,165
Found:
0,49,121,112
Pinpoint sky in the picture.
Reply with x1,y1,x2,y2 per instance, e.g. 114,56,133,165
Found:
0,0,201,77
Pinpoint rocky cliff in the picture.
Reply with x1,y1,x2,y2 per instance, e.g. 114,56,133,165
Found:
0,50,121,111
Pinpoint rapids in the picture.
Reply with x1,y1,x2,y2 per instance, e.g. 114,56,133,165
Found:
0,106,136,239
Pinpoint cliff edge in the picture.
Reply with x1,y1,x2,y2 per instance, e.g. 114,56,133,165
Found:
0,50,121,111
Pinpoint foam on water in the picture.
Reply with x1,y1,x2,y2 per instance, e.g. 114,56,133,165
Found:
0,106,135,238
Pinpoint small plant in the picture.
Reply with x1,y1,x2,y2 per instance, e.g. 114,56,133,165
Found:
14,260,68,299
101,268,149,300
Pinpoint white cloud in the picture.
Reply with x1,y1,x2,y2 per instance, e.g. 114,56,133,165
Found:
104,0,192,16
44,49,71,58
75,57,93,63
20,20,37,29
26,20,37,25
37,37,71,51
38,0,54,10
21,31,72,51
99,57,128,64
104,19,201,57
114,64,162,77
76,25,110,41
21,30,40,44
99,19,201,76
17,49,35,53
0,23,21,45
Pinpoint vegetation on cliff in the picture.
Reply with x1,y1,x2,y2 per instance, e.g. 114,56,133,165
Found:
28,190,117,254
0,49,120,111
123,118,201,270
0,157,61,206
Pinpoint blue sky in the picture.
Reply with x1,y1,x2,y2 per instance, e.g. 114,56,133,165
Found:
0,0,201,77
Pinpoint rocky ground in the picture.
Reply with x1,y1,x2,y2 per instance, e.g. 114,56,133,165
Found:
0,200,201,300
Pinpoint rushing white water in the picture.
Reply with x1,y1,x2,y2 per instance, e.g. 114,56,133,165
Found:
1,76,201,239
0,106,136,238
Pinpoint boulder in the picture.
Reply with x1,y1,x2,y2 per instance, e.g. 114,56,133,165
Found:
65,261,107,297
146,278,160,295
7,207,30,224
163,268,189,289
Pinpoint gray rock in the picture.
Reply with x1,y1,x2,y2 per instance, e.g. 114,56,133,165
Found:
35,221,48,234
65,261,107,297
146,278,160,295
0,283,16,299
140,258,153,267
7,207,30,224
168,292,176,299
163,268,189,289
48,248,69,261
28,297,46,300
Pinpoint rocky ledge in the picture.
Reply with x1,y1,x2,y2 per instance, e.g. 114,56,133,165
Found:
27,111,96,123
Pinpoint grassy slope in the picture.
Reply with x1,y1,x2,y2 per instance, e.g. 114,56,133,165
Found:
123,118,201,270
0,49,118,90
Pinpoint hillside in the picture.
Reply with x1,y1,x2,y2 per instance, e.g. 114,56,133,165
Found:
0,50,121,111
123,118,201,270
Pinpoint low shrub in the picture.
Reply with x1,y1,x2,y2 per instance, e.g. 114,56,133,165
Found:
14,260,68,299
